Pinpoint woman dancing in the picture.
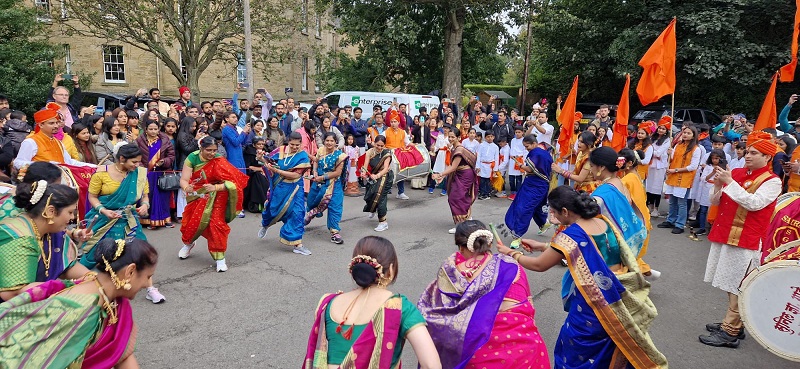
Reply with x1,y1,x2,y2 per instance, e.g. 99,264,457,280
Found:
361,135,393,232
431,127,477,234
306,132,348,244
302,236,441,369
551,131,598,193
242,137,270,213
136,120,176,229
497,186,667,368
178,137,248,272
504,134,553,248
418,220,550,369
258,132,313,256
0,238,159,368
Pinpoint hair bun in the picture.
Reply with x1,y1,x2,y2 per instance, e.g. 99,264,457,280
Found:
351,263,378,288
577,192,601,218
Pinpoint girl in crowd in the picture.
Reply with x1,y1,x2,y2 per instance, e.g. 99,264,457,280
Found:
136,120,176,229
695,149,728,236
82,114,104,142
460,127,479,153
175,116,204,220
144,108,161,128
0,238,158,368
315,116,345,149
588,146,648,258
265,116,285,149
306,132,348,244
68,122,98,164
658,126,701,234
0,180,89,302
258,132,313,256
422,117,443,194
242,137,270,213
505,134,553,248
431,127,477,234
296,120,319,193
361,135,393,232
418,220,549,369
551,131,598,193
646,119,671,217
618,148,658,277
302,236,441,369
497,186,667,368
161,117,179,152
595,126,612,147
630,121,655,180
179,136,248,272
343,134,362,196
250,119,265,141
95,116,125,165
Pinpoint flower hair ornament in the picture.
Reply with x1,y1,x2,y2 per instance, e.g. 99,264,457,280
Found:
102,239,131,291
29,180,48,205
466,230,494,252
16,165,30,182
616,156,626,169
633,151,643,163
348,254,385,281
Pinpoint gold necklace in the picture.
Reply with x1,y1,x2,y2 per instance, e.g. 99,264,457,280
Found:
28,216,52,277
94,279,119,325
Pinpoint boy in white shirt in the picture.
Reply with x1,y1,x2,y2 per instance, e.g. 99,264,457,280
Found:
461,128,480,154
476,131,499,200
496,138,510,198
507,126,527,201
728,141,746,169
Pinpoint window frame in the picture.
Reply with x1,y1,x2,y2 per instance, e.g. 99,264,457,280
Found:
63,44,72,74
301,57,309,92
102,45,126,83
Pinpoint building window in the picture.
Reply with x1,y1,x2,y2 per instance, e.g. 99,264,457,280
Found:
63,44,72,74
314,59,321,93
35,0,51,21
301,0,308,34
102,45,126,83
178,49,188,81
301,57,308,92
60,0,67,19
237,54,247,84
315,9,321,38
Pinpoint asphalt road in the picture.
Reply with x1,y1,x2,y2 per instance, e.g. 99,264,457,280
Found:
130,188,800,368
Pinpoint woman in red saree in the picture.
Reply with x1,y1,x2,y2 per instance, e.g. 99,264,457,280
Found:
178,137,248,272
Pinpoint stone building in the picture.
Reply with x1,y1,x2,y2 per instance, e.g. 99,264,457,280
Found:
31,0,344,101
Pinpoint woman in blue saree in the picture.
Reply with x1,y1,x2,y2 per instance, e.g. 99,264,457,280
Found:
306,132,348,244
258,132,313,256
497,186,668,368
504,134,553,248
135,120,176,229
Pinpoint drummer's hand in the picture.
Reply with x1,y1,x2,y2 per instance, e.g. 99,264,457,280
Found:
101,209,121,219
520,238,548,253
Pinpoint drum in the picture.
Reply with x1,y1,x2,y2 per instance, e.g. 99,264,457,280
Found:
761,192,800,263
390,144,431,183
739,260,800,362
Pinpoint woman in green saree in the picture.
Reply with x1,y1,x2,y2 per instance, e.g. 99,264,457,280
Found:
0,237,159,369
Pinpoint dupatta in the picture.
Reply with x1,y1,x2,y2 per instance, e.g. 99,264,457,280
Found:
181,156,248,244
592,183,648,257
551,217,667,369
417,253,517,369
303,293,403,369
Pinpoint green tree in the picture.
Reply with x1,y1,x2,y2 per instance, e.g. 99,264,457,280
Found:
517,0,800,116
318,0,517,98
0,0,60,115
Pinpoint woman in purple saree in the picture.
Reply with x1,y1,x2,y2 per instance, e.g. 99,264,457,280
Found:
432,128,478,233
136,120,176,229
418,220,550,369
0,238,159,369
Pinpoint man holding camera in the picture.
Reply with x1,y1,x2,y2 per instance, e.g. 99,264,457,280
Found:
47,73,82,128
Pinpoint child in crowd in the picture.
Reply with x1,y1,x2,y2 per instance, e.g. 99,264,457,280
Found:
710,135,730,161
496,137,509,198
343,134,361,196
507,126,527,201
695,149,728,236
728,141,746,169
476,131,499,200
461,128,480,154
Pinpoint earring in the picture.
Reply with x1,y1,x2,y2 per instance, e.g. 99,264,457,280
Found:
123,282,132,291
596,171,603,178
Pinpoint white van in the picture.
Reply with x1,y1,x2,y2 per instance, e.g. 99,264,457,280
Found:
324,91,440,119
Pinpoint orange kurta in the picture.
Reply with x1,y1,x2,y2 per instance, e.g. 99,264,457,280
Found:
384,128,406,149
788,148,800,192
665,142,698,189
28,132,66,163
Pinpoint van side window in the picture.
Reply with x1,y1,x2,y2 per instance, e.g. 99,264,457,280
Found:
326,95,340,107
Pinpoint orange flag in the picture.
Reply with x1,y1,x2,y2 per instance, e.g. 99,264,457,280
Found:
636,18,677,106
780,0,800,82
612,74,631,151
754,72,779,131
557,76,579,159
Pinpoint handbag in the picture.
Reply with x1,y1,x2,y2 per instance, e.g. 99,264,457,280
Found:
157,172,182,191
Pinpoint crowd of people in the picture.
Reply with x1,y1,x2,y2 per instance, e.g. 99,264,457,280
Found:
0,72,796,367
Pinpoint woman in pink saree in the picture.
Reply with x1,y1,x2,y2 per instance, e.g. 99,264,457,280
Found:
418,220,550,369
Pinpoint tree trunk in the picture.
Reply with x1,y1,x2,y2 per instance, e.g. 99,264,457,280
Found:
187,66,201,101
442,6,465,102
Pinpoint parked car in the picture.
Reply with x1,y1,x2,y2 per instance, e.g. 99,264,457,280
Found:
575,102,617,126
79,92,177,116
632,106,723,134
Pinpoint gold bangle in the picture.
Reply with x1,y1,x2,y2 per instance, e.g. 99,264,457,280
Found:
512,251,523,262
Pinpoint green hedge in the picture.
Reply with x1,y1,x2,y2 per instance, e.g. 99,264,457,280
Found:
463,84,520,98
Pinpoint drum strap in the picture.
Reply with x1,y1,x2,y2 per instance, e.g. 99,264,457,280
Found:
764,240,800,264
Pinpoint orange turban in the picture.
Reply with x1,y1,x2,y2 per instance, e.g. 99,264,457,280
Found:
574,111,583,122
33,102,61,133
746,131,778,157
387,109,400,123
658,115,672,131
639,120,656,134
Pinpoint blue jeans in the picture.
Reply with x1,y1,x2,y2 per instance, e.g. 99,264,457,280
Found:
697,205,709,231
509,175,522,193
479,177,492,196
667,189,691,229
396,180,405,194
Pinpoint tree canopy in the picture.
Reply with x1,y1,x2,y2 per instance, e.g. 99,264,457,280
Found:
0,0,61,115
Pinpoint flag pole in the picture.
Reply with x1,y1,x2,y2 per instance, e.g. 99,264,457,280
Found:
670,93,675,140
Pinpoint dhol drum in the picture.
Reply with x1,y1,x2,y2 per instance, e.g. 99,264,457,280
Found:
390,144,431,184
739,258,800,362
761,192,800,263
58,164,96,221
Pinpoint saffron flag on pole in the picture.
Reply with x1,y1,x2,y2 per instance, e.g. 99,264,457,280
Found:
780,0,800,82
754,72,779,131
636,18,677,106
612,74,631,151
557,76,579,159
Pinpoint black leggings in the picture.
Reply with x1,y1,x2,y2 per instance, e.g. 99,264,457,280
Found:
646,192,661,208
